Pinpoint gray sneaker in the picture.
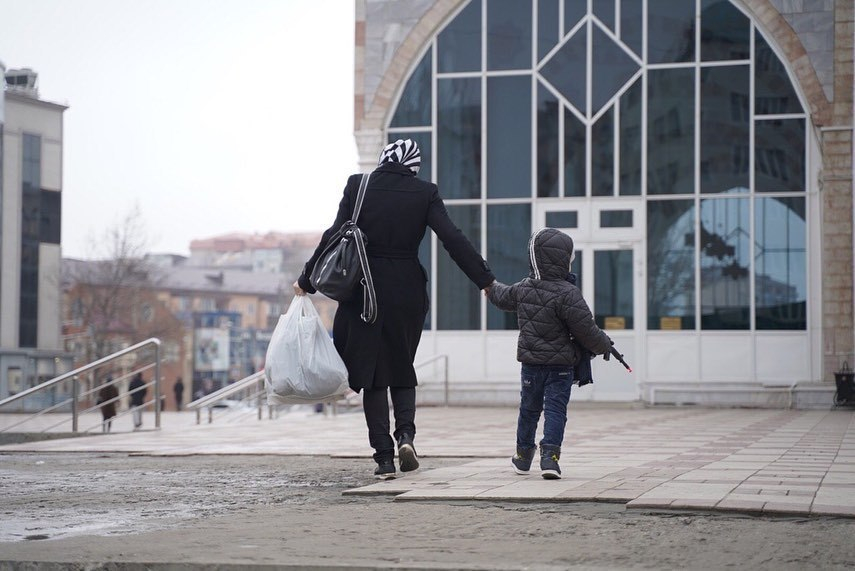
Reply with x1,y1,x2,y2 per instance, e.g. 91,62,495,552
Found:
540,444,562,479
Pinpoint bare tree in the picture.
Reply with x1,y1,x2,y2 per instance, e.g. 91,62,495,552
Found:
64,206,174,362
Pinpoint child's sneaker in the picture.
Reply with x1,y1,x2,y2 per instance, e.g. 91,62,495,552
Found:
511,446,536,474
540,444,562,479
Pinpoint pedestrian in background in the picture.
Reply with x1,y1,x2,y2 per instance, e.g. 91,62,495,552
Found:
96,375,119,433
174,377,184,411
129,372,147,430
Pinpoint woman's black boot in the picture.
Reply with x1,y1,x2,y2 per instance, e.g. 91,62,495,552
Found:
396,433,419,472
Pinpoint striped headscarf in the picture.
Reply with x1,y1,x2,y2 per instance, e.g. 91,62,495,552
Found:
378,138,421,174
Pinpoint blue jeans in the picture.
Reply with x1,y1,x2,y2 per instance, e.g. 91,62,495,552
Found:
516,364,573,449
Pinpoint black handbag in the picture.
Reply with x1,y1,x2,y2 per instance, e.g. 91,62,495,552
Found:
309,173,377,323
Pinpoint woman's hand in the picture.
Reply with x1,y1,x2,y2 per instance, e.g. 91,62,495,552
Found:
293,281,306,296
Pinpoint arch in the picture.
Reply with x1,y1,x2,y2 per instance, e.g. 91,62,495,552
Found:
356,0,833,147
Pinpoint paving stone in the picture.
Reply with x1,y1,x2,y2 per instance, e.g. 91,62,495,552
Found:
811,504,855,516
715,499,766,514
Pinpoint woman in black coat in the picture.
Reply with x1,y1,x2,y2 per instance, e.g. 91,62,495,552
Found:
295,139,494,479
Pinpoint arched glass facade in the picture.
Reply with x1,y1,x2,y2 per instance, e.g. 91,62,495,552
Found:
388,0,808,336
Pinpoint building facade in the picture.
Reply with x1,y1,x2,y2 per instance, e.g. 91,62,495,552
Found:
0,67,72,403
355,0,854,406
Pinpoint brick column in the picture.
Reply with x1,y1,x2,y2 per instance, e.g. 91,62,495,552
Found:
821,1,854,380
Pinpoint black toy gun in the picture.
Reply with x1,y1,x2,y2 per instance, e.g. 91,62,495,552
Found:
603,345,632,372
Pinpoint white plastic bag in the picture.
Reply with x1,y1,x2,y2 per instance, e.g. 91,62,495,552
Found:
264,296,350,404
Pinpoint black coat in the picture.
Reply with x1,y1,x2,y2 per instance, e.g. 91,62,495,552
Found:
299,162,495,391
487,228,612,367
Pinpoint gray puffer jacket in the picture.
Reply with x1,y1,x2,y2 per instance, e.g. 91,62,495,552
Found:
487,228,612,366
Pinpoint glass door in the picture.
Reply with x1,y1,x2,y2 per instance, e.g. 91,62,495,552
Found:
537,201,643,400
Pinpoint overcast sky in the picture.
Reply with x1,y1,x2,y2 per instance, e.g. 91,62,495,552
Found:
0,0,359,259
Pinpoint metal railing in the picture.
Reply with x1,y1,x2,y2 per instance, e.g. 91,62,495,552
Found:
186,371,270,424
0,338,162,433
414,354,449,405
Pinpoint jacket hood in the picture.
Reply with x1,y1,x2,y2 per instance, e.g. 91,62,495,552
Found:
528,228,574,280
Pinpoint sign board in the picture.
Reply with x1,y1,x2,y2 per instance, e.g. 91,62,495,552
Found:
604,316,626,330
194,328,230,372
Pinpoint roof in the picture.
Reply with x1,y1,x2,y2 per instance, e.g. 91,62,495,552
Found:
190,231,321,253
62,258,290,298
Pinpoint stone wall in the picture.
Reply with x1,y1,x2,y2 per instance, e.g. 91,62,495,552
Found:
769,0,836,101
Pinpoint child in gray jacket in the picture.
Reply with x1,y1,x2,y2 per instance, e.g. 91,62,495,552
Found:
486,228,612,478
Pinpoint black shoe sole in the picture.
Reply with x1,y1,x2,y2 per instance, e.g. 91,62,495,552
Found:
375,472,397,480
398,443,419,472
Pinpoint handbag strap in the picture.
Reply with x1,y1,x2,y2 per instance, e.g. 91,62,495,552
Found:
351,173,370,223
351,227,377,324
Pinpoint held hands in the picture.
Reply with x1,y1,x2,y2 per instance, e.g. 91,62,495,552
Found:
293,280,306,296
482,280,497,297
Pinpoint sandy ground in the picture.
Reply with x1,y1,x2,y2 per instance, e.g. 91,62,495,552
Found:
1,453,854,570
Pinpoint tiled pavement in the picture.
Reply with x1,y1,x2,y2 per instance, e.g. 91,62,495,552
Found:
2,405,854,518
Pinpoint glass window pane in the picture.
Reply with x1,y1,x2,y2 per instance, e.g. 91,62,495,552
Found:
546,211,578,228
437,205,481,330
487,204,531,330
570,249,583,291
592,24,640,114
700,65,749,194
647,68,695,195
538,0,560,62
593,0,615,31
592,105,614,196
390,51,432,128
701,0,750,61
19,239,39,348
564,0,586,34
648,200,696,329
595,250,634,329
755,197,806,330
537,82,560,197
648,0,695,63
600,210,633,227
755,119,805,192
419,228,432,330
488,75,531,198
620,0,643,56
699,198,750,329
564,107,586,197
755,31,803,115
487,0,532,71
39,189,61,244
389,132,432,182
541,26,587,113
619,78,642,195
438,78,481,199
438,0,482,73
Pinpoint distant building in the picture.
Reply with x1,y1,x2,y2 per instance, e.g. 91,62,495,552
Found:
0,65,72,403
188,231,321,275
62,229,338,402
61,258,188,412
